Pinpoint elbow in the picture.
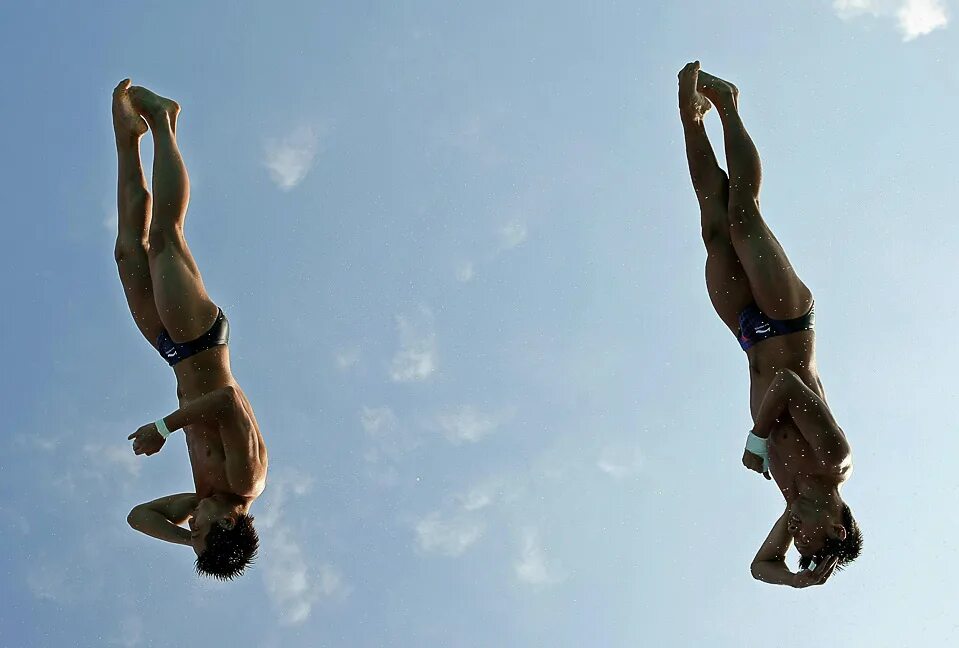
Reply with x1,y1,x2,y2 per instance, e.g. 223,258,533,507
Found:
127,507,143,529
750,561,763,581
219,385,241,410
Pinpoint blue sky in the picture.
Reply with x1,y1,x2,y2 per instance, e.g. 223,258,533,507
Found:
1,1,958,646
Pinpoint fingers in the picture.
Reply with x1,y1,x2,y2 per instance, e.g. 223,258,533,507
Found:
763,471,771,480
822,556,840,581
128,432,137,440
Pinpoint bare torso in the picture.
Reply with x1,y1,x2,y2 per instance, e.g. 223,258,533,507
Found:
746,330,849,499
174,345,268,500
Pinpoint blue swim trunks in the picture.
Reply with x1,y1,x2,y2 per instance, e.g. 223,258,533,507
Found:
156,307,230,367
736,301,814,351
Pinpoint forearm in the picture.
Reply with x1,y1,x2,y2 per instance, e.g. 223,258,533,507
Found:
752,371,793,437
750,560,796,587
162,387,232,433
127,507,192,546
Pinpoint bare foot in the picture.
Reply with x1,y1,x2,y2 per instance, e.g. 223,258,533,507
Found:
112,79,148,141
128,85,181,132
678,61,712,122
697,71,739,110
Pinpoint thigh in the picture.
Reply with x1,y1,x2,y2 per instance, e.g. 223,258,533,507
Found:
702,206,754,335
147,230,219,343
115,241,166,348
727,196,813,320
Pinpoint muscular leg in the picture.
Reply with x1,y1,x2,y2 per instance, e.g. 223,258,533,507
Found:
678,62,753,335
112,80,165,347
130,86,219,343
698,71,813,320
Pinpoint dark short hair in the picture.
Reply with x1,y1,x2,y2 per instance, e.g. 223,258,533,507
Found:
195,514,259,581
798,504,862,572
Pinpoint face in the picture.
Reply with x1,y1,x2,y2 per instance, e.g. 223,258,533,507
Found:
787,498,845,556
188,496,235,556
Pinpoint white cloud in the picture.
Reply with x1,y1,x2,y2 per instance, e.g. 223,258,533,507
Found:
415,512,485,556
457,488,493,512
390,306,437,382
456,261,475,282
264,125,321,190
832,0,948,40
499,221,528,249
514,527,565,586
258,471,346,625
263,528,346,625
433,405,501,445
897,0,948,39
360,406,398,437
85,443,141,479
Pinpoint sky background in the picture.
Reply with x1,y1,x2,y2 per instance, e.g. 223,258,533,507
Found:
1,0,957,646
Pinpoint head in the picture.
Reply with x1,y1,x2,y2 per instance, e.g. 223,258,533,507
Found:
189,495,258,581
789,499,862,572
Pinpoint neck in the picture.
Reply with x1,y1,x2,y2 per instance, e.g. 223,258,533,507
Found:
795,475,840,507
212,491,249,512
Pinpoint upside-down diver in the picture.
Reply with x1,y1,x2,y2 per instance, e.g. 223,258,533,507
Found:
678,61,862,587
113,79,267,580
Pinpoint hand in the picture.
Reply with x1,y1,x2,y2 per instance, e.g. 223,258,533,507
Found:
128,423,166,456
742,450,771,480
791,556,840,588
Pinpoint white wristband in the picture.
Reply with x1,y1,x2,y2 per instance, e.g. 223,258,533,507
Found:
745,430,770,472
155,417,172,439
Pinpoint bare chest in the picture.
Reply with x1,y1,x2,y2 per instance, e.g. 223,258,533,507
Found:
182,420,231,498
767,418,823,498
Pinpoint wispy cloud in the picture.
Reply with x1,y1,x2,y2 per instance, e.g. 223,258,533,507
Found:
455,261,475,283
109,615,144,648
390,306,437,382
432,405,506,445
85,443,141,479
258,471,347,625
264,125,321,190
360,406,420,483
334,347,361,370
514,527,565,586
498,221,528,249
833,0,949,40
415,512,485,557
596,444,644,480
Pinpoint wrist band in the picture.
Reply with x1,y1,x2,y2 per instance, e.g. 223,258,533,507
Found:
745,430,770,472
155,417,172,439
745,430,767,455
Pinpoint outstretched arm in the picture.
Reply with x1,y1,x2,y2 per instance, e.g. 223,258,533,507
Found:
129,387,236,456
127,493,197,545
753,370,850,467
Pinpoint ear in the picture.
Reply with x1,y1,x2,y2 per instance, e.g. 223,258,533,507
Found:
219,516,237,531
829,524,847,541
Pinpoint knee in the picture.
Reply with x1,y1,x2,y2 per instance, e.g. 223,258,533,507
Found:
727,188,761,218
147,226,178,255
114,238,147,264
700,208,729,244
